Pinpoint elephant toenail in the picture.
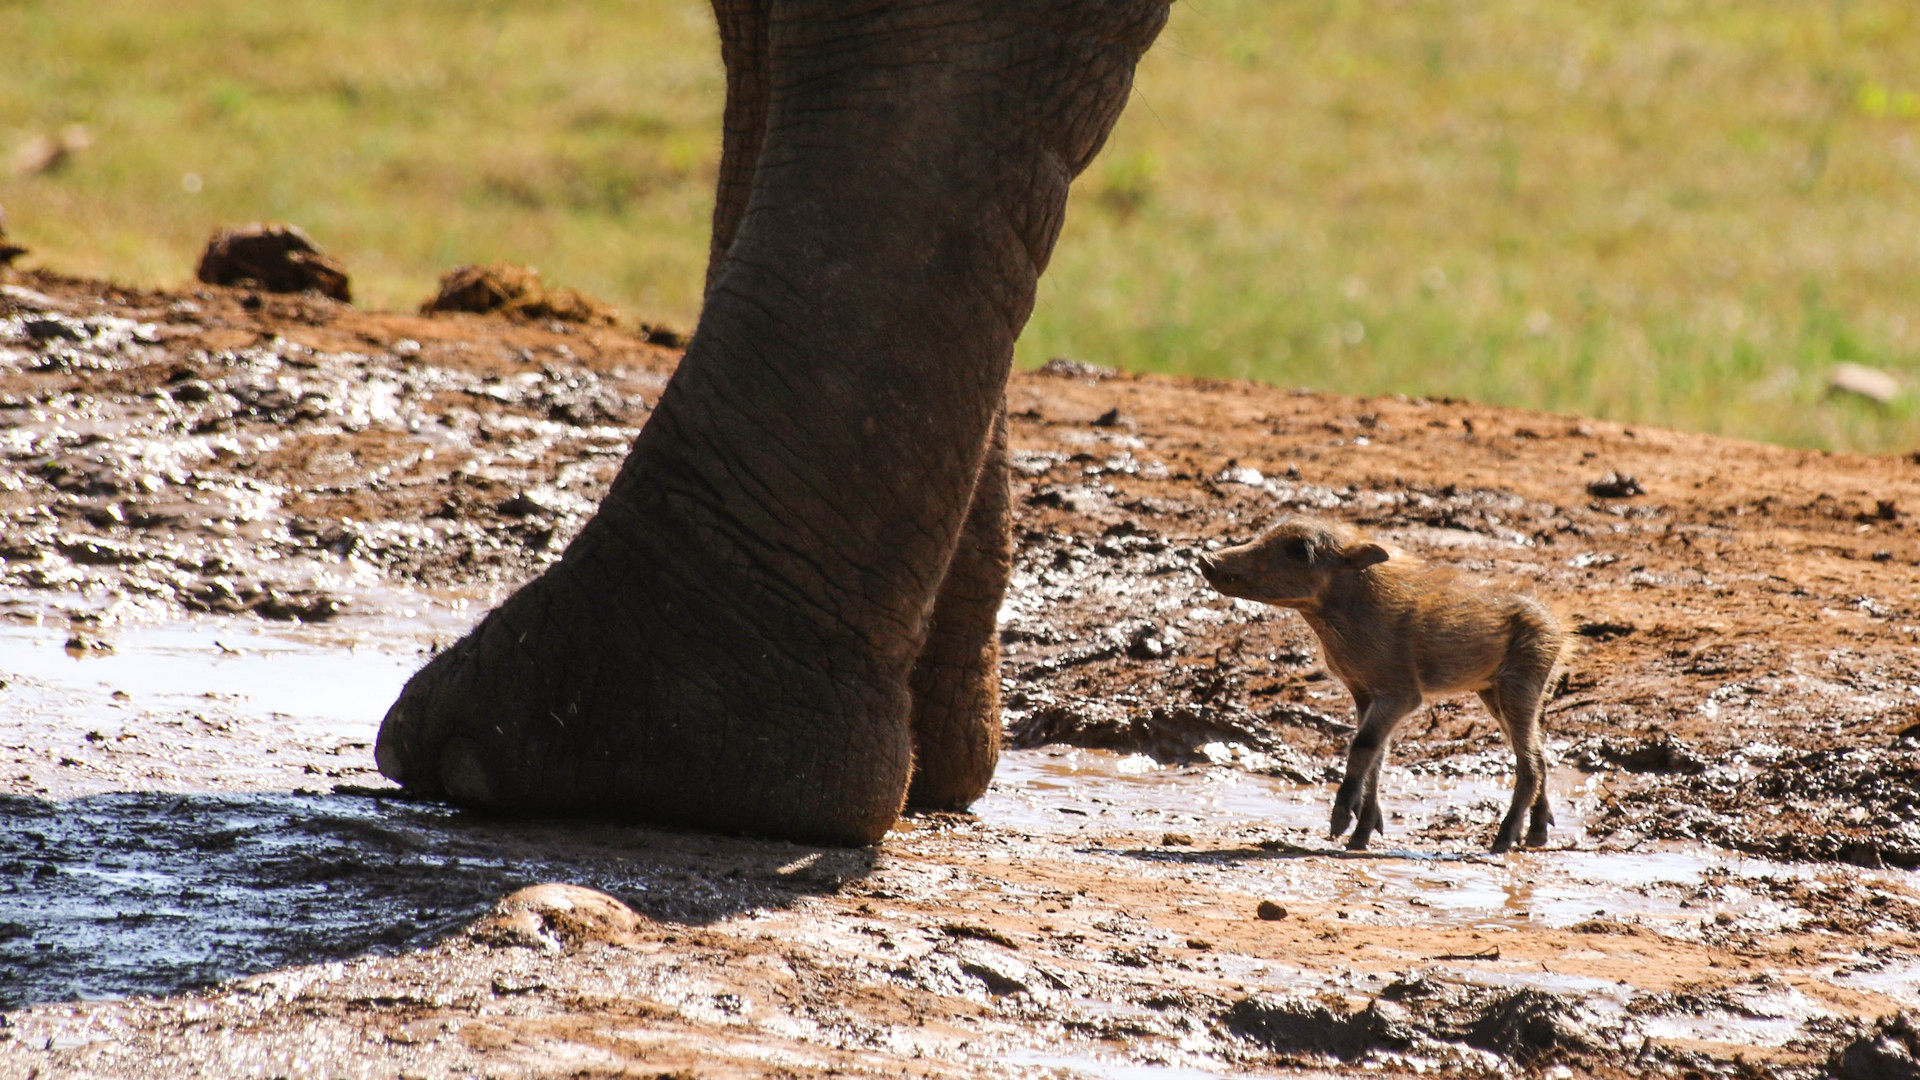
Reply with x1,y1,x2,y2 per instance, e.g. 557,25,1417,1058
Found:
374,739,405,783
439,737,497,806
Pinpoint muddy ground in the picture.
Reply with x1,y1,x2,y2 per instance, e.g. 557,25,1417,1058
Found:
2,271,1919,1078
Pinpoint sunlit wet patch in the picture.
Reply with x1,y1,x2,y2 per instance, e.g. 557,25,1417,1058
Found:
1635,1005,1819,1049
1832,957,1920,1010
985,746,1601,857
981,744,1901,960
0,607,1914,1072
0,602,451,1007
0,593,474,798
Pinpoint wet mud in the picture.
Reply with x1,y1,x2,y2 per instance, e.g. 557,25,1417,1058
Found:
3,271,1919,1077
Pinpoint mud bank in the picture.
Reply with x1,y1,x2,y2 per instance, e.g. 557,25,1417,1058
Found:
3,272,1919,1077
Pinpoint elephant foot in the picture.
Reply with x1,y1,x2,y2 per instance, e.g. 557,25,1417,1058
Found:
905,404,1010,811
374,511,915,846
377,0,1172,847
904,650,1000,811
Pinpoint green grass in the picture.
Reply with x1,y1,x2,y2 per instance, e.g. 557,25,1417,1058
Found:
2,0,722,318
1036,0,1920,451
6,1,1919,450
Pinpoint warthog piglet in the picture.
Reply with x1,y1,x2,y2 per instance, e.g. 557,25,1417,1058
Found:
1199,516,1570,853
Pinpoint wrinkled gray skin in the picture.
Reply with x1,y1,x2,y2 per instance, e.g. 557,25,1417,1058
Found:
375,0,1170,844
1201,516,1569,854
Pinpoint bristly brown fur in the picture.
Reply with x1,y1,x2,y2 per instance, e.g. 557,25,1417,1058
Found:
1200,515,1571,853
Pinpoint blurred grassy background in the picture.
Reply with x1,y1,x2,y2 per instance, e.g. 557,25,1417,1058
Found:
4,0,1918,450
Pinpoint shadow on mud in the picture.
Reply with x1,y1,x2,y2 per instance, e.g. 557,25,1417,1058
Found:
0,788,874,1010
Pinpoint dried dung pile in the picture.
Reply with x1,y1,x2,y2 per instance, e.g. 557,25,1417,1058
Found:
195,223,351,302
421,261,619,327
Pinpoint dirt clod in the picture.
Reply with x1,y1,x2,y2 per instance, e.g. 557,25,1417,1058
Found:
1221,995,1380,1061
1832,1012,1920,1080
1461,989,1602,1065
638,321,687,348
195,223,351,302
1572,734,1707,775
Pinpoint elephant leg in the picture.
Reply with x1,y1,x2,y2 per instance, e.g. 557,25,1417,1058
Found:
906,398,1011,810
717,0,1016,812
374,0,1170,846
707,0,770,292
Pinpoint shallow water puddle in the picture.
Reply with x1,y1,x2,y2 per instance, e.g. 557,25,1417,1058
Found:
1,622,412,749
0,611,1904,1068
986,747,1602,839
0,604,492,1009
983,749,1752,933
0,595,467,798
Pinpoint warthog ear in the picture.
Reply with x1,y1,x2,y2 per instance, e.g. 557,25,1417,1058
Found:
1343,543,1390,569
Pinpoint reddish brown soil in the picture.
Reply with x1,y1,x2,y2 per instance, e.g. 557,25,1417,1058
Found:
2,270,1918,1078
1001,359,1920,870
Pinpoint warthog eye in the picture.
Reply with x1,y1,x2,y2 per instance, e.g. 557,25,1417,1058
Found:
1282,538,1310,561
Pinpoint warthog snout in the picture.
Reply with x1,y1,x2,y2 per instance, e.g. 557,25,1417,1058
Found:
1195,549,1229,586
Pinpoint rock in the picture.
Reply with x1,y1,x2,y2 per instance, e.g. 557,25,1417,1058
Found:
1831,363,1901,405
196,223,352,302
251,589,346,623
420,262,619,327
469,883,647,952
1255,900,1286,921
1126,623,1171,660
1585,472,1645,499
63,632,114,656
